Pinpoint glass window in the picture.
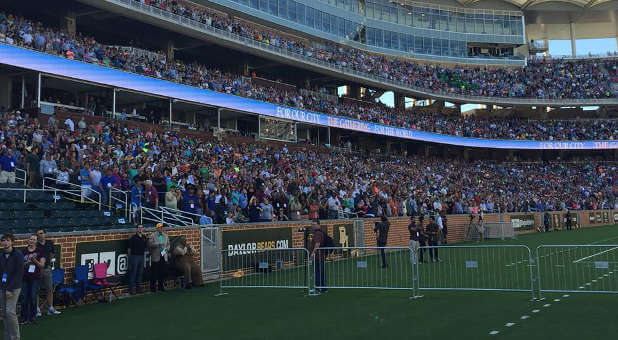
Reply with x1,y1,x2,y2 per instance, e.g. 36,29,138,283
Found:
383,30,391,49
250,0,259,9
366,27,375,46
322,12,330,33
314,10,322,31
288,1,297,22
279,0,288,19
375,28,383,47
391,31,399,50
297,3,306,24
268,0,278,15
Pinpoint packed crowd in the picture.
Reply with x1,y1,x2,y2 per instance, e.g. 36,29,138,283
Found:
1,109,616,227
1,11,618,141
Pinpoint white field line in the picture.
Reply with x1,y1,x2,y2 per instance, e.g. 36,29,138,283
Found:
572,247,618,263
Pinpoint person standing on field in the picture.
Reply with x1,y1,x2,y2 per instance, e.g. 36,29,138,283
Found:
36,229,60,316
127,224,147,295
374,216,390,268
309,222,326,293
426,216,441,262
0,233,24,340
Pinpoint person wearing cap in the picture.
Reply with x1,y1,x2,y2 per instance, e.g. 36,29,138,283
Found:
148,223,169,293
127,224,147,295
0,148,17,184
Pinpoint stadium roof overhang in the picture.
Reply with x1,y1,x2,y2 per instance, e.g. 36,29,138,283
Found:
449,0,618,40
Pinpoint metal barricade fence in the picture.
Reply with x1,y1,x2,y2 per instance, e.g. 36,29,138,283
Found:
416,245,535,299
315,247,415,291
219,248,310,295
536,245,618,296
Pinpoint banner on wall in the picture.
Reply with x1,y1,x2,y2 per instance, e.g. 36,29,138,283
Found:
75,237,180,281
222,227,292,257
510,214,535,230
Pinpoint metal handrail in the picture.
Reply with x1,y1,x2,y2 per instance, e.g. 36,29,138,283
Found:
42,177,101,210
109,187,128,219
140,205,195,228
105,0,618,106
15,168,27,186
0,187,61,203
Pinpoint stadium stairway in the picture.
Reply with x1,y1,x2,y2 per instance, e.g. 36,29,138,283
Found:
0,183,133,234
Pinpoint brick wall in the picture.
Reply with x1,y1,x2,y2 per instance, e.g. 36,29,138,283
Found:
10,209,615,301
12,227,201,296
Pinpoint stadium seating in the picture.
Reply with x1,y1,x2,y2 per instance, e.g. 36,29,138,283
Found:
0,184,131,234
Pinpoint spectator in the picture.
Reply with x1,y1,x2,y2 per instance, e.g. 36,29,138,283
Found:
0,148,16,184
127,224,147,295
20,234,45,324
99,168,116,208
130,176,144,220
143,180,159,209
148,223,169,293
171,236,203,289
309,222,326,293
0,233,24,340
35,229,60,317
426,216,441,262
374,216,390,268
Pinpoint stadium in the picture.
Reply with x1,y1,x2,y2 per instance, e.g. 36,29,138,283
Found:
0,0,617,339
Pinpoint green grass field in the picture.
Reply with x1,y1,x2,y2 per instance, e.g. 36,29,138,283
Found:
14,225,618,340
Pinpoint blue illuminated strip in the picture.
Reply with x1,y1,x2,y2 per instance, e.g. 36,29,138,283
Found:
1,43,616,150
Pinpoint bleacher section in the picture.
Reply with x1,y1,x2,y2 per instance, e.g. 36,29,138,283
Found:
0,183,131,234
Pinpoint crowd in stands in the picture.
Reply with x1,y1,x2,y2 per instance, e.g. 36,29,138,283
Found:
1,109,616,226
1,11,618,141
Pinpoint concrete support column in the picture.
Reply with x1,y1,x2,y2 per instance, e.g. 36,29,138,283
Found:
0,75,12,109
167,41,175,61
65,12,76,36
394,92,406,110
349,85,361,99
569,22,577,57
463,149,470,161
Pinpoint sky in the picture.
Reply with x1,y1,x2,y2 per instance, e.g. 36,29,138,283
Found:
373,38,615,110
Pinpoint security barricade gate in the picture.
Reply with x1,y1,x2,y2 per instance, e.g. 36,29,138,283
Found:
536,245,618,296
416,245,535,300
219,248,310,295
201,227,220,279
314,247,415,291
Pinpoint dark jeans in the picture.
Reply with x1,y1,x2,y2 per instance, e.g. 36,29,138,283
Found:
378,241,387,267
150,259,167,291
128,255,145,294
314,259,325,289
20,279,40,322
419,240,427,263
428,240,439,260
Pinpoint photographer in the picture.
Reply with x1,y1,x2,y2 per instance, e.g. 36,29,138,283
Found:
374,216,390,268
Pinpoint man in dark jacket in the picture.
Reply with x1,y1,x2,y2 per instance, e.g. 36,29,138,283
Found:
0,233,24,340
426,216,441,262
544,212,551,232
374,216,390,268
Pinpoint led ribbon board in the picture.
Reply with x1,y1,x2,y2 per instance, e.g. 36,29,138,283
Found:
2,43,616,150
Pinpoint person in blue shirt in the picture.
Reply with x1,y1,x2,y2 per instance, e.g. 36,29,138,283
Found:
181,185,200,217
99,168,117,208
0,148,17,184
79,164,91,200
130,177,144,221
